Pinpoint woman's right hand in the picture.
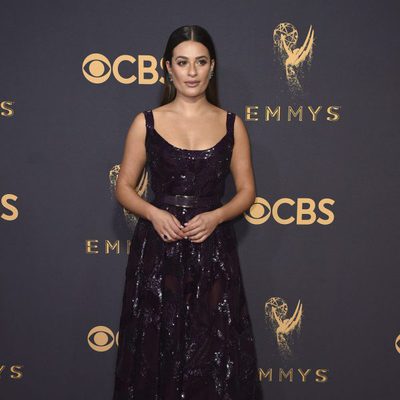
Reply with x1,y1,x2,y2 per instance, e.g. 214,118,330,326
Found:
149,207,186,242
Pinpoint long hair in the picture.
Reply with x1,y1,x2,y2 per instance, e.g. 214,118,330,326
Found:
159,25,220,107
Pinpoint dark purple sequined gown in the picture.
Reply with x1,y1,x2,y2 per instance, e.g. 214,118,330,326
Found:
113,109,261,400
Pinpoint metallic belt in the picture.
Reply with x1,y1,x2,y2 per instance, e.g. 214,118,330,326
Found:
154,193,221,208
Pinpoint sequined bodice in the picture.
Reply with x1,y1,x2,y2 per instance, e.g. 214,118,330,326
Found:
144,109,235,200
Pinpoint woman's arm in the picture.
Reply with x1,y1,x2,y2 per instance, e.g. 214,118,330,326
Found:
214,115,257,224
115,112,158,221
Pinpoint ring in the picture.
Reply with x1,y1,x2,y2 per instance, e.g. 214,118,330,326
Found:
163,234,168,240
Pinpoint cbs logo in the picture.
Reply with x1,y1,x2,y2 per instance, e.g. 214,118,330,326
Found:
1,194,18,221
87,326,119,352
82,53,165,84
245,196,334,225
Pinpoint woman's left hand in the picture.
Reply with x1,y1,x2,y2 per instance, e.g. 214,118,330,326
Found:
181,210,220,243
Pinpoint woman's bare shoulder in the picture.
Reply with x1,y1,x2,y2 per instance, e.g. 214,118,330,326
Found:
151,105,171,115
210,106,242,127
231,113,249,143
125,111,147,141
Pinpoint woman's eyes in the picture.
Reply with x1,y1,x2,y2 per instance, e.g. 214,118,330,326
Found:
177,60,207,66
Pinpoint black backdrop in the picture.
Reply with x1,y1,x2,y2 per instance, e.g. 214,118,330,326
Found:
1,1,399,399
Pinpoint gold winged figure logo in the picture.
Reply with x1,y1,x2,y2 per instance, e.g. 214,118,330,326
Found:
265,297,303,358
109,164,150,231
273,22,316,95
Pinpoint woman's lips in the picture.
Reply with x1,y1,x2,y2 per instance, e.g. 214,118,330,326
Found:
185,81,200,87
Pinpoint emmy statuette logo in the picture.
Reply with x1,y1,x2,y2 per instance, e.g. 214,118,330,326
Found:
265,297,303,359
109,164,150,231
273,22,316,96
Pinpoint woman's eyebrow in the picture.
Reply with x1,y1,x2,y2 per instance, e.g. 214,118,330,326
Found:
174,55,209,60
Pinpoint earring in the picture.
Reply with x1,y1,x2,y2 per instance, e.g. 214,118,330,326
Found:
168,72,173,82
208,70,214,79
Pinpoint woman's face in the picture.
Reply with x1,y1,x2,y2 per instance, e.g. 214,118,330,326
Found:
166,40,214,97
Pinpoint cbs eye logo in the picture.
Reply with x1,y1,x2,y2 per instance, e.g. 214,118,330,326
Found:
244,196,335,225
82,53,165,85
87,326,119,352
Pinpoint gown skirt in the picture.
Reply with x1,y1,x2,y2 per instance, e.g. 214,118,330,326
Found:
112,109,262,400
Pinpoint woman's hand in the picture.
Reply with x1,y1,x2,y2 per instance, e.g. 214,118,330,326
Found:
181,211,220,243
149,208,185,242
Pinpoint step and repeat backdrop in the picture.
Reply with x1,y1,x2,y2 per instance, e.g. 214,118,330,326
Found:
1,1,399,399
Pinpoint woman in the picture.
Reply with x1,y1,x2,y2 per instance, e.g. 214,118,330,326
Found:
113,25,262,400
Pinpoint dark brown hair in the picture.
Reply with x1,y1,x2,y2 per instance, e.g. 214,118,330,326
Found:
159,25,220,107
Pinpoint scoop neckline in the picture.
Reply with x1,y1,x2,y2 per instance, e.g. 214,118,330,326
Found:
150,109,229,152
